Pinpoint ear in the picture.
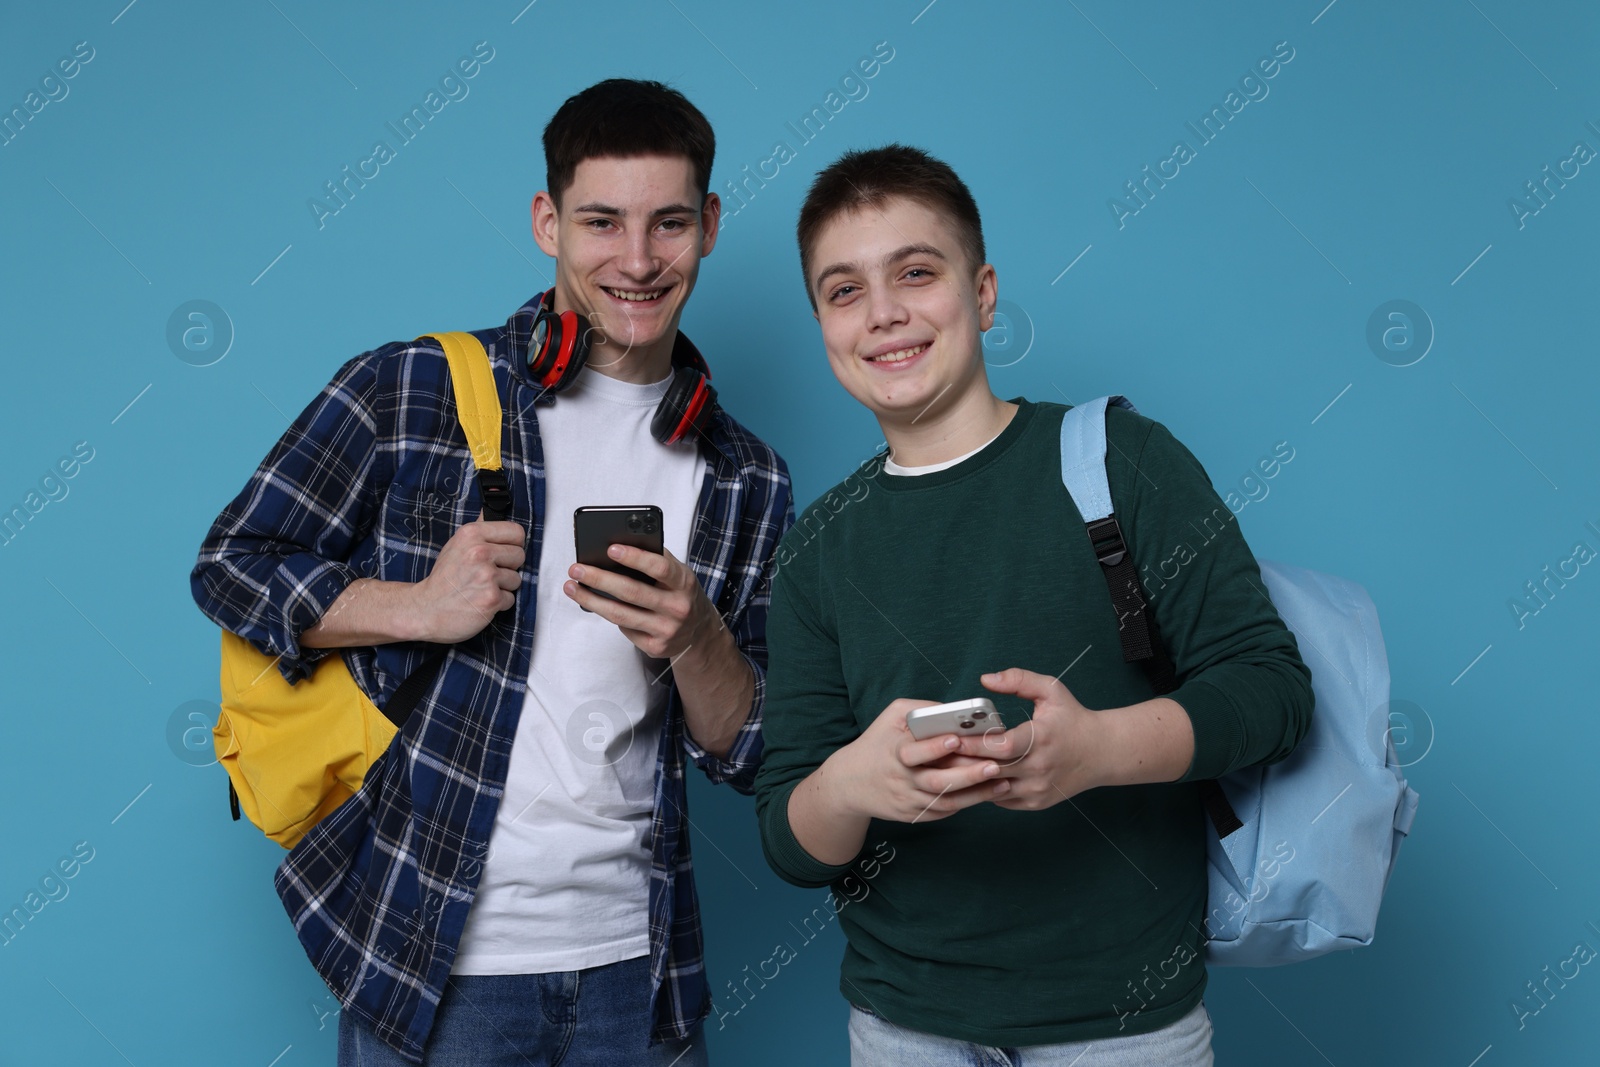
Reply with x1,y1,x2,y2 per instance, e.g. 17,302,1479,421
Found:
975,262,998,332
699,192,722,258
530,191,560,259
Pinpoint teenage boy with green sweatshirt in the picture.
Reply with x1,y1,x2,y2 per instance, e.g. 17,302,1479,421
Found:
754,145,1313,1066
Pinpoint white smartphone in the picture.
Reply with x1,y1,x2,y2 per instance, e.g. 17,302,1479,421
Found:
905,698,1003,741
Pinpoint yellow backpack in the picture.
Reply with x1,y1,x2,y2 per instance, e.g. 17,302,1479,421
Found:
212,332,508,849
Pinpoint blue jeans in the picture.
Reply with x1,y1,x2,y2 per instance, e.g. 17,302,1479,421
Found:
848,1000,1213,1066
337,956,708,1066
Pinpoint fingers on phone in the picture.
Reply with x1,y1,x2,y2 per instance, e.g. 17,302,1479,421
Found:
900,734,962,767
954,729,1019,762
915,756,998,794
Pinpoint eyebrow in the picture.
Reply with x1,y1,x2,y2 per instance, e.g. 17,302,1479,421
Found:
570,202,699,218
813,243,948,294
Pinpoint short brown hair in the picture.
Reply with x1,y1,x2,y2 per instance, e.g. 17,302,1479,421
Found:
796,144,986,308
542,79,715,209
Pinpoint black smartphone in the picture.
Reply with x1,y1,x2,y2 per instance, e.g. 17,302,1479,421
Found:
573,505,663,604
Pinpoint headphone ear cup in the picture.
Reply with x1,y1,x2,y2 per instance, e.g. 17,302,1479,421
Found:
564,310,592,385
651,368,718,445
528,309,590,391
527,309,560,385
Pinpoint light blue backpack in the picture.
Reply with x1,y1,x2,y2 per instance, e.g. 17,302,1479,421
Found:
1059,396,1420,966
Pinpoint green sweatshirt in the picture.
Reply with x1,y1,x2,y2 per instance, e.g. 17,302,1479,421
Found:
753,398,1313,1046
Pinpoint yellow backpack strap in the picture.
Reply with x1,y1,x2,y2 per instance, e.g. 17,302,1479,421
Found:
420,331,511,520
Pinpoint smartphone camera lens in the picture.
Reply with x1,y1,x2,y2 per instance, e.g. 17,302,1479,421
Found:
627,514,643,533
973,710,988,719
959,720,975,730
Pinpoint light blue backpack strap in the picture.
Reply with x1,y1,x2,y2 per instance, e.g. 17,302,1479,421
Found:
1058,395,1138,520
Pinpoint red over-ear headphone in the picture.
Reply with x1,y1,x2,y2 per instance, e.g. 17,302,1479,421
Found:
526,290,718,447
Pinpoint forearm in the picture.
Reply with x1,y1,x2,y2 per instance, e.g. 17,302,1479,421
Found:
784,756,870,867
674,620,756,759
300,578,424,647
1094,696,1196,787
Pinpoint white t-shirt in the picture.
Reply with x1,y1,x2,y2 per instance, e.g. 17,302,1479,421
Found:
452,365,708,974
883,427,1006,476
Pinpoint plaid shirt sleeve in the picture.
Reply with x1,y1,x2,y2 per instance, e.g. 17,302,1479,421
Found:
678,481,794,795
190,353,391,682
675,432,794,796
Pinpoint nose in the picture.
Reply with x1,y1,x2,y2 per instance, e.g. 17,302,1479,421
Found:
863,283,909,331
619,225,662,283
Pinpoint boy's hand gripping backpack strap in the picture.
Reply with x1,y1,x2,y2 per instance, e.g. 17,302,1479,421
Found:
1060,396,1242,838
384,331,513,730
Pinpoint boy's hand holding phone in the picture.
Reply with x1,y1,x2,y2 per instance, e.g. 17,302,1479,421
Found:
822,699,1011,825
945,668,1194,808
565,509,720,662
786,697,1011,868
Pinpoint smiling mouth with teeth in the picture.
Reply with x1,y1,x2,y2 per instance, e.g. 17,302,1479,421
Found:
602,286,668,302
867,343,929,363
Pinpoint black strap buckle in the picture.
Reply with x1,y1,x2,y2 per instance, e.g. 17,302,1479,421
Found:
1085,516,1128,568
477,469,511,522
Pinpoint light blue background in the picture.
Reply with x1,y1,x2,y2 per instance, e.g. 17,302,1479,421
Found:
2,0,1597,1063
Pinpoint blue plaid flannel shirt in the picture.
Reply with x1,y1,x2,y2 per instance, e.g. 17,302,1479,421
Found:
190,292,793,1062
